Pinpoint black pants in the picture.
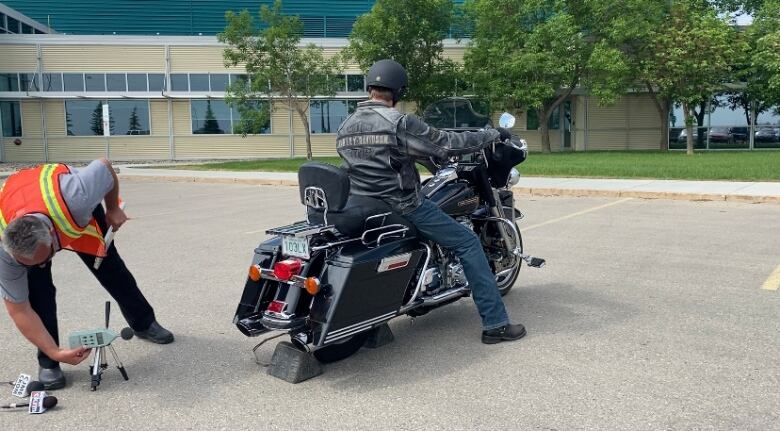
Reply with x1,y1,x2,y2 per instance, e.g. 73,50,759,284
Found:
26,205,156,368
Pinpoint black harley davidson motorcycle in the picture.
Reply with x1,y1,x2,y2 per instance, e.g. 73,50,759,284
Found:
233,98,545,364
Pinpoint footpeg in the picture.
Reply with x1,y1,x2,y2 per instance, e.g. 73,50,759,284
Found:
520,254,546,268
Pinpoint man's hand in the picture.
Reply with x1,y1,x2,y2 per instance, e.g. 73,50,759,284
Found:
105,207,128,231
51,347,91,365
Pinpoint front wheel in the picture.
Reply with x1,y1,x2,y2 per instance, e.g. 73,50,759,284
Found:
496,223,522,296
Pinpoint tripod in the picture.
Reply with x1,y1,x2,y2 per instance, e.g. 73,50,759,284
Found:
89,302,129,391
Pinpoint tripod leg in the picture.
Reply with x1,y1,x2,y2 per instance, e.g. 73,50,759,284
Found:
90,348,102,391
108,345,129,381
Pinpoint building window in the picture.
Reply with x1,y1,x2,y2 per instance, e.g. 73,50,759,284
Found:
20,73,38,91
85,74,106,92
191,100,270,134
66,100,150,136
191,100,231,134
347,75,365,92
0,101,22,137
43,73,63,92
148,74,165,92
63,73,84,92
310,100,357,134
110,100,151,135
22,23,33,34
210,74,229,92
126,73,147,91
170,74,189,91
106,74,126,91
232,101,271,134
189,74,210,92
526,107,560,131
6,17,19,34
0,74,19,92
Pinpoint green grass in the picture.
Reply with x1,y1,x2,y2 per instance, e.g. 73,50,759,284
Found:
172,151,780,181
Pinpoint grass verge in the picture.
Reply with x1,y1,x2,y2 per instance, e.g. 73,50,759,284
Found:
171,151,780,181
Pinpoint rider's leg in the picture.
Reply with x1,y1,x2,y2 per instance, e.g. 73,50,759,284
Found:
403,199,510,330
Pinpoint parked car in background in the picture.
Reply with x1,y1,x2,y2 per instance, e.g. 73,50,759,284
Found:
708,127,748,145
677,128,688,143
755,126,780,143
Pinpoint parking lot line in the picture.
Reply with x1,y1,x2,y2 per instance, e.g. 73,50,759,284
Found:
520,197,633,233
761,264,780,291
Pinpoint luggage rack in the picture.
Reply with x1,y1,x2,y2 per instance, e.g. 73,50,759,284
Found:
266,221,337,238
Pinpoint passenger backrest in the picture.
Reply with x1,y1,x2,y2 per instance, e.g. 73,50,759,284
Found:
298,162,350,213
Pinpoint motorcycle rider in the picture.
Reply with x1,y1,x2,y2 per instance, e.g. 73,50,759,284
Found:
336,59,526,344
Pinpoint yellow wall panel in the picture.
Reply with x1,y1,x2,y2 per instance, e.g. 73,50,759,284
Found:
44,101,66,137
292,134,337,158
0,45,38,72
172,101,191,135
21,101,42,138
149,101,169,136
271,102,292,135
3,137,45,162
170,46,242,72
42,46,165,72
47,137,107,162
109,136,169,160
173,135,289,159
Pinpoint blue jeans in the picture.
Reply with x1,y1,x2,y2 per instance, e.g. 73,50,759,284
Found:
404,199,510,330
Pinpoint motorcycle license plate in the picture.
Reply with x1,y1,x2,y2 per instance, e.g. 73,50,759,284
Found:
282,236,310,259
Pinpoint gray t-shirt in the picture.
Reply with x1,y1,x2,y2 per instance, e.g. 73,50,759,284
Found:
0,160,114,303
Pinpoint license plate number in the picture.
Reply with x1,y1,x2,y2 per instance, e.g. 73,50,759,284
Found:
282,236,310,259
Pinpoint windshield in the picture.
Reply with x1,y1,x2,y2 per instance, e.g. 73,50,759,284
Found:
422,97,492,129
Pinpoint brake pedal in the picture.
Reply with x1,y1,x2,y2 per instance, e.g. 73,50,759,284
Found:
528,257,546,268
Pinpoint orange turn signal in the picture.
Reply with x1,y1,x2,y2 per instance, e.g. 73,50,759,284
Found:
304,277,320,295
248,265,262,282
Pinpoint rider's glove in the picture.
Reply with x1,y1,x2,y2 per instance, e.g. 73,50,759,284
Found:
496,127,513,142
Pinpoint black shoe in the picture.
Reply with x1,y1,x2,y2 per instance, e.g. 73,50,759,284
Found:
135,320,174,344
38,365,66,390
482,323,527,344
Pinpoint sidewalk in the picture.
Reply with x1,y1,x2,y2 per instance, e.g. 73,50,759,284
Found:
116,164,780,204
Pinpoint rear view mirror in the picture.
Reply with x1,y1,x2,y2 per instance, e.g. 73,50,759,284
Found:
499,112,516,129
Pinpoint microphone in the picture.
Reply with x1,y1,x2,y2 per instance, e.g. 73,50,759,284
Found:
120,327,134,340
0,396,57,410
8,374,44,398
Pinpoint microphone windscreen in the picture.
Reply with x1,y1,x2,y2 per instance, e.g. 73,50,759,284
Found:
42,396,58,409
120,327,135,340
26,381,45,394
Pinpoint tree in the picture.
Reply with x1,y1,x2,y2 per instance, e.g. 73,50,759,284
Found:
128,106,142,134
196,101,224,134
464,0,631,153
219,1,340,159
90,102,103,136
347,0,460,113
641,0,741,155
747,0,780,110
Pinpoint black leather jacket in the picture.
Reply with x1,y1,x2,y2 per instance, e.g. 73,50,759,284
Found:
336,100,500,214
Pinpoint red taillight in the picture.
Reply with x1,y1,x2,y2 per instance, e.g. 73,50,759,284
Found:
267,300,286,314
273,259,302,281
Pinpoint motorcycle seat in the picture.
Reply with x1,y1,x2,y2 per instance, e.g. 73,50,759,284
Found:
299,162,416,238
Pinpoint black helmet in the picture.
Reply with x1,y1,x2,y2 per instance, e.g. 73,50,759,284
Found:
366,59,408,103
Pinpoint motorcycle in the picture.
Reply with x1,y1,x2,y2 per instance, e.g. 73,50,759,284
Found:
233,98,545,366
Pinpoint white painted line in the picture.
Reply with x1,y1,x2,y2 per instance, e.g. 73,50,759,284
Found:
761,264,780,291
520,198,634,233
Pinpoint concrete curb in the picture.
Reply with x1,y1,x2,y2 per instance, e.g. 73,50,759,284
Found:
119,174,780,204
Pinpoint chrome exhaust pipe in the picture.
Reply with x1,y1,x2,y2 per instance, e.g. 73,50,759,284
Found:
236,314,269,337
291,332,311,352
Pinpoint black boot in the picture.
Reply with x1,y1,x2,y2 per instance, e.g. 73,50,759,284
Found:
38,365,66,390
481,323,527,344
135,320,174,344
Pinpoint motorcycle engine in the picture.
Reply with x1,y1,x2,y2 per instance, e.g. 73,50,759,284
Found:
456,216,474,232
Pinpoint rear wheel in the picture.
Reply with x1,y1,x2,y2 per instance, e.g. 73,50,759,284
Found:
312,332,369,363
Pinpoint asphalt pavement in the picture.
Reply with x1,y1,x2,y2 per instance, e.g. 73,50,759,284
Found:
0,182,778,430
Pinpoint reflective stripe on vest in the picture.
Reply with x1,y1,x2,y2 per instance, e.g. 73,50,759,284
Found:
0,164,106,257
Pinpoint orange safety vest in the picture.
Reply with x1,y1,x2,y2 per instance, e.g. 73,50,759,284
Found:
0,164,107,257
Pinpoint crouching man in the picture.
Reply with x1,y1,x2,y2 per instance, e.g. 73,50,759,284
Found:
0,159,173,389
